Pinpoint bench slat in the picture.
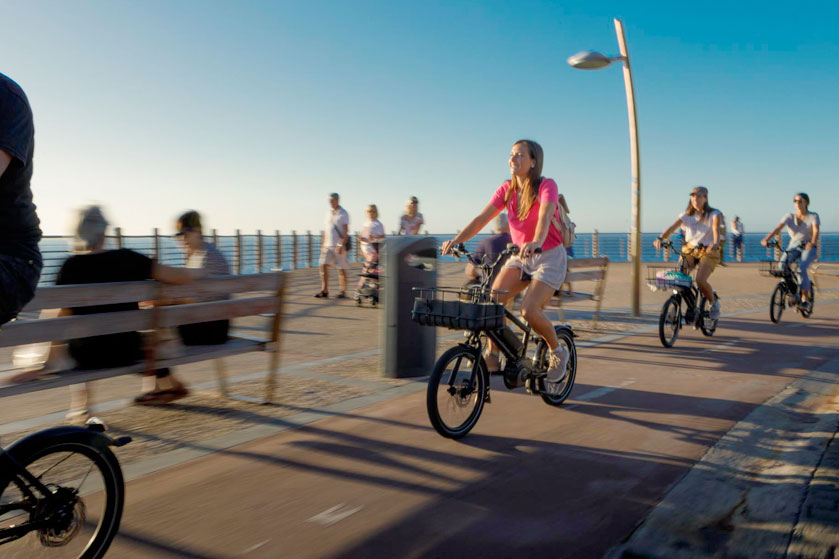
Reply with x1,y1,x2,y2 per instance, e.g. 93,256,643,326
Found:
0,310,153,348
0,339,266,398
568,257,609,268
159,297,281,326
22,273,283,312
23,282,157,312
565,270,606,282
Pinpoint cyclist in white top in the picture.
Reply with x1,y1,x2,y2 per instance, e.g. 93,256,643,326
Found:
654,186,722,320
760,192,820,311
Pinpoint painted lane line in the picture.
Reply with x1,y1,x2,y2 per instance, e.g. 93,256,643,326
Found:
306,503,364,527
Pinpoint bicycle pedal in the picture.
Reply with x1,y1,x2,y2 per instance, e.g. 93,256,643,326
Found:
484,391,492,404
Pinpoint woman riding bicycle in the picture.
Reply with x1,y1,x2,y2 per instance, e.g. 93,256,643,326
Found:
441,139,570,383
760,192,819,312
653,186,722,320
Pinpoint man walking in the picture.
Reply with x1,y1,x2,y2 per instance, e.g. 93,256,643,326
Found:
730,216,744,262
314,193,349,299
0,72,41,325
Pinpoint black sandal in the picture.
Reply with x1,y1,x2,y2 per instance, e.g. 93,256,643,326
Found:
335,291,348,299
313,290,329,298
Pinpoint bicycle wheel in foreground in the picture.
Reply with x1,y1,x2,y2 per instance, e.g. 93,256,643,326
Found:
535,326,577,407
0,442,125,559
426,345,487,439
770,283,785,323
659,296,681,347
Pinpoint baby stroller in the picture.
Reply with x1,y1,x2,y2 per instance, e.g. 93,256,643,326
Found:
354,242,381,307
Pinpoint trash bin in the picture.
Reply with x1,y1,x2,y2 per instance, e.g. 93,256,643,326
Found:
380,235,437,378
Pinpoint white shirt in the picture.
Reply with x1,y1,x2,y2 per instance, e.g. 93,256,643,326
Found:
780,212,819,246
678,210,721,247
730,220,744,236
399,213,424,235
360,219,385,258
324,207,349,248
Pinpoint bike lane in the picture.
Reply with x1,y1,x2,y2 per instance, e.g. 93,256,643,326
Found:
106,302,839,559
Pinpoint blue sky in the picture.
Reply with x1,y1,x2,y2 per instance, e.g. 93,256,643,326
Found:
3,0,837,236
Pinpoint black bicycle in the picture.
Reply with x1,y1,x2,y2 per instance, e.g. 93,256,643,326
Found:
412,243,577,439
0,418,130,558
762,239,814,323
648,240,719,348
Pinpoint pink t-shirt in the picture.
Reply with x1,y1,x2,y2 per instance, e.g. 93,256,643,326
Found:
489,178,563,250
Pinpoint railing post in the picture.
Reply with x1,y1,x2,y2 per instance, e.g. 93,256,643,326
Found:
114,226,123,249
235,229,243,274
257,230,263,274
307,230,313,268
275,230,281,270
153,228,160,261
212,228,218,247
593,229,599,258
774,232,782,260
628,232,632,263
291,230,298,270
354,230,360,263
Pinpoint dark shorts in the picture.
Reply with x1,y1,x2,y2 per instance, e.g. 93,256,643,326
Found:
0,253,42,325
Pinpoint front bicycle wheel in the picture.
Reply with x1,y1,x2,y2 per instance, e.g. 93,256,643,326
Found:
0,442,125,559
659,295,682,347
535,327,577,407
426,345,487,439
770,283,785,323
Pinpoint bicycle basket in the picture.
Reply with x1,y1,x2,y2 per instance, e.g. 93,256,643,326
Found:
646,265,693,291
411,287,505,331
759,260,788,277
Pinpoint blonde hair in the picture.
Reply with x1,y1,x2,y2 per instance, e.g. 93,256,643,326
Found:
404,196,418,216
366,204,378,218
504,140,544,221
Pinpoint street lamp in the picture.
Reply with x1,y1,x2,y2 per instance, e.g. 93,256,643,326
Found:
568,18,642,317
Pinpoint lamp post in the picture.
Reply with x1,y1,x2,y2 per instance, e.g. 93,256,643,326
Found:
568,18,641,317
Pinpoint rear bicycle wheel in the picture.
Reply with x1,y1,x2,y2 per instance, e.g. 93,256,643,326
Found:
0,442,124,559
426,345,487,439
535,327,577,407
800,289,814,318
699,295,718,337
659,296,682,347
770,283,785,323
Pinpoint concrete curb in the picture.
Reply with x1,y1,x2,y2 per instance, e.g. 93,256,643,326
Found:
604,353,839,559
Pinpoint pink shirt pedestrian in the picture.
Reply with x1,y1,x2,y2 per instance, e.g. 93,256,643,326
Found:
489,178,563,250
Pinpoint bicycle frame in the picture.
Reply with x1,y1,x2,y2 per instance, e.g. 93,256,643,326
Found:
0,447,58,541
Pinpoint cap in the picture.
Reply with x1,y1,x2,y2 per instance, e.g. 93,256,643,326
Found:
691,186,708,196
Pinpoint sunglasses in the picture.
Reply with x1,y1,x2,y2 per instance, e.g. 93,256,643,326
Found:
174,226,196,237
794,198,805,203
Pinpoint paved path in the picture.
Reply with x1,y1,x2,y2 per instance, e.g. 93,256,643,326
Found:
2,262,838,558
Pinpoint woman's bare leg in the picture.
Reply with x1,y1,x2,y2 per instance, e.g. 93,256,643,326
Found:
521,280,560,350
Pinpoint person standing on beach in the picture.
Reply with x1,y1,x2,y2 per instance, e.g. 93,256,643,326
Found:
654,186,722,320
398,196,424,235
314,193,349,299
442,140,570,382
0,72,42,325
730,216,744,261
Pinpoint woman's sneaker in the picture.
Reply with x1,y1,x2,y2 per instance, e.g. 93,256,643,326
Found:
709,299,721,320
546,345,569,383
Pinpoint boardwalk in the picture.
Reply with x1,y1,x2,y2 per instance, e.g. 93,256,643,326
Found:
2,262,838,558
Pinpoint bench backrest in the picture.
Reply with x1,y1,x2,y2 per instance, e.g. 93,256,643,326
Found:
565,256,609,283
0,273,285,349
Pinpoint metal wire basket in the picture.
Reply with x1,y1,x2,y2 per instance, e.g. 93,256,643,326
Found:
411,287,505,331
759,260,789,277
646,265,694,291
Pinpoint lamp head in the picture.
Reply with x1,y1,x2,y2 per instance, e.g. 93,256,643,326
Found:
567,50,614,70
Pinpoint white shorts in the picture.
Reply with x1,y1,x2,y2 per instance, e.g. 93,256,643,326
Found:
504,245,567,290
318,247,348,269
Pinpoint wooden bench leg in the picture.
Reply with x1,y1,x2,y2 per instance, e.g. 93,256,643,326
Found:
214,359,228,397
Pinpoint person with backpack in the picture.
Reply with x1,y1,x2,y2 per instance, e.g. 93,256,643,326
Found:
314,193,350,299
441,140,571,383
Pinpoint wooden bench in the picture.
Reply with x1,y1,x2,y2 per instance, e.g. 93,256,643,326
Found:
0,273,286,404
812,263,839,291
550,256,610,328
